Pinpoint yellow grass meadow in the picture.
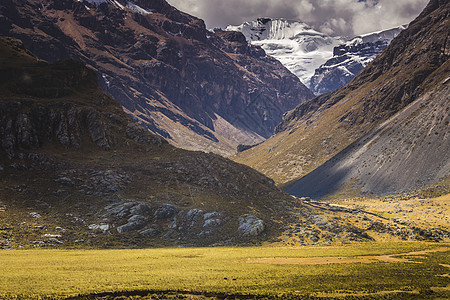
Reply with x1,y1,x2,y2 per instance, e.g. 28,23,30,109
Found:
0,242,449,299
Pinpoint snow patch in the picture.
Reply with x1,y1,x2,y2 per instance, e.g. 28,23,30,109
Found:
102,74,110,88
126,2,153,15
345,25,406,46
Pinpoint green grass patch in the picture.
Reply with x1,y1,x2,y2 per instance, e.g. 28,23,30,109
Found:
0,242,448,299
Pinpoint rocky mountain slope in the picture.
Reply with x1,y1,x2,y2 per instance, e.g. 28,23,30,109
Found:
234,0,450,198
226,18,344,90
0,0,313,156
310,26,406,95
0,36,304,248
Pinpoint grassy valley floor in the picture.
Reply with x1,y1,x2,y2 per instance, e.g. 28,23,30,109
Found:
0,242,449,299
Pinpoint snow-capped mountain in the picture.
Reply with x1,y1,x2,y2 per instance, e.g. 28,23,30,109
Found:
227,19,406,95
76,0,154,14
226,18,345,88
310,25,406,95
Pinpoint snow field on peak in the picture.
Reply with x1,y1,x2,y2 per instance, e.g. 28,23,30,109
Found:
78,0,153,15
345,25,406,46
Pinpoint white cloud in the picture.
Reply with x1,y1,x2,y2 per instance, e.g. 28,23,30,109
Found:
166,0,429,36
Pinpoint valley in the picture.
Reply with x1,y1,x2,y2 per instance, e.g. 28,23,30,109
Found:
0,0,448,299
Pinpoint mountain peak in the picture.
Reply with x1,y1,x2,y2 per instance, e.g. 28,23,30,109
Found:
226,18,322,42
226,18,344,87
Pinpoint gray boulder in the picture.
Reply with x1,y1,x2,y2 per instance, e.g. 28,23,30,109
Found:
103,202,137,218
203,218,222,228
185,209,204,222
154,204,176,219
117,215,148,233
130,203,151,215
203,212,220,220
238,215,265,236
103,202,151,219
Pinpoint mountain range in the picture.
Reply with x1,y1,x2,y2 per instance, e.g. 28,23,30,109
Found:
227,18,405,95
234,0,449,198
0,0,313,156
0,0,448,251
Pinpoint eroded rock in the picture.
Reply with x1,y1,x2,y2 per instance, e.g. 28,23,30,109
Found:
154,204,176,219
238,215,265,236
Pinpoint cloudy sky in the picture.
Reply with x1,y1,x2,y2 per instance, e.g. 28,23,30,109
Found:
166,0,429,36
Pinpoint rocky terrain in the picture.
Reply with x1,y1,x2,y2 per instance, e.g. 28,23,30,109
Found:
1,37,444,250
234,0,450,198
0,0,313,156
0,36,305,248
1,2,448,251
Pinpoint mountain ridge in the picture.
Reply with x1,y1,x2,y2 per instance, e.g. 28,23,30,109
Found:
226,18,344,89
0,35,304,247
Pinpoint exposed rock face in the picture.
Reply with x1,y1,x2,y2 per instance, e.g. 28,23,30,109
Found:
238,215,265,236
310,26,406,95
0,0,313,155
234,0,450,196
0,100,117,157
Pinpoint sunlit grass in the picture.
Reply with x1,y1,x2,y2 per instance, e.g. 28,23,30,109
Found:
0,242,449,299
